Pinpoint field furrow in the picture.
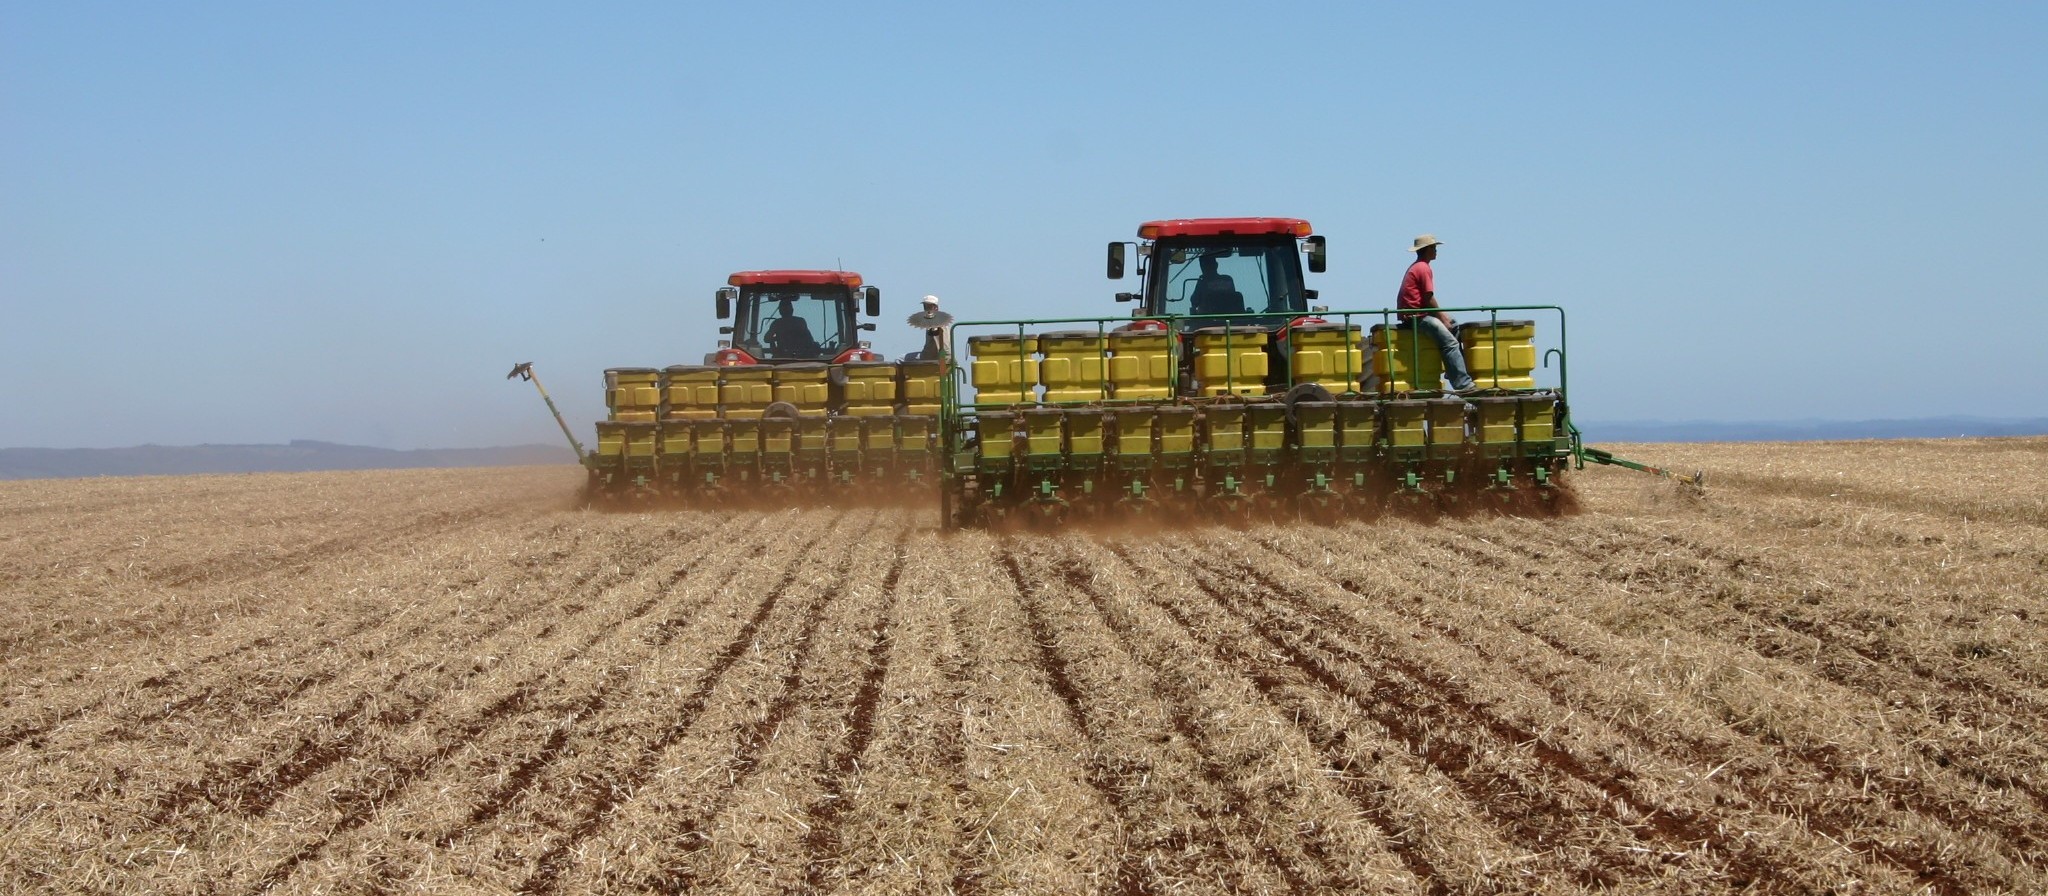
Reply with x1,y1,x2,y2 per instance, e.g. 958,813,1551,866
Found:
797,522,912,887
1212,528,1965,893
154,514,777,893
230,515,778,893
1436,513,2048,835
1,513,686,755
3,443,2045,894
997,541,1310,895
1049,537,1439,894
1243,516,2039,894
810,525,987,895
437,510,859,893
545,510,882,893
933,531,1128,894
1397,513,2048,878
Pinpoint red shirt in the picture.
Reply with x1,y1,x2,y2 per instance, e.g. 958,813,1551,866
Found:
1397,259,1434,317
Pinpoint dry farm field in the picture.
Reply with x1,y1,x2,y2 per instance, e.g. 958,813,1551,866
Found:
2,438,2044,895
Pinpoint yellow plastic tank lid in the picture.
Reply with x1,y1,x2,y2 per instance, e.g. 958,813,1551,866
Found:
841,359,897,370
1452,320,1535,332
1289,321,1360,332
775,361,829,372
967,334,1032,345
663,364,719,374
605,366,661,374
1189,325,1268,336
1039,329,1108,341
899,359,945,373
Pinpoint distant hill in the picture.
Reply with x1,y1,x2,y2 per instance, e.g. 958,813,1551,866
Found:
0,440,575,481
1575,416,2048,443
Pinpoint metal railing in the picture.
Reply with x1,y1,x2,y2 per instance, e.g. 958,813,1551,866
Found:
932,304,1572,466
937,304,1568,405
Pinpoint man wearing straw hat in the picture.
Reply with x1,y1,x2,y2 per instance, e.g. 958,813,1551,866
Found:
907,294,954,360
1397,234,1478,393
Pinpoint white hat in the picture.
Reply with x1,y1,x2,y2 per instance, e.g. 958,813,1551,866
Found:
1410,234,1443,252
921,294,940,306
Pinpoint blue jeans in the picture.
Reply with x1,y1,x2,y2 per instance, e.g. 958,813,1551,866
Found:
1413,317,1475,390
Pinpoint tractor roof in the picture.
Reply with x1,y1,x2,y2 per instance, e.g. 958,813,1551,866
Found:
726,270,864,288
1136,217,1313,240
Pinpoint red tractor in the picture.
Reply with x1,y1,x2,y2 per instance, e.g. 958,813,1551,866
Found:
561,269,942,501
707,270,884,367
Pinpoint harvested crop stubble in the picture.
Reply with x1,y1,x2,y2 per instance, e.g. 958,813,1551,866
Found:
2,441,2045,895
1232,523,2011,893
801,536,964,892
997,540,1349,893
914,530,1127,894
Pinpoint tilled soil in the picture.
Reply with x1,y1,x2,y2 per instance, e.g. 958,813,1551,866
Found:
2,440,2044,895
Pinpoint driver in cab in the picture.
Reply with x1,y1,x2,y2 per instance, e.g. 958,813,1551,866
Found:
764,297,820,356
1188,253,1246,317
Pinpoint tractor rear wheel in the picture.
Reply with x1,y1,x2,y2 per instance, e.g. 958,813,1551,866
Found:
1281,382,1334,428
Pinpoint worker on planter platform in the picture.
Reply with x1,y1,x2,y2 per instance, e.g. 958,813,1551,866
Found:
1397,234,1479,393
907,294,954,360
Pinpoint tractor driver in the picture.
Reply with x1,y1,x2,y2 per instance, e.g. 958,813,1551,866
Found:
764,297,820,357
1188,253,1245,317
1397,235,1478,393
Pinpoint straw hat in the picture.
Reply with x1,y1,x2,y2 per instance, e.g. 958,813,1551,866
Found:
1410,234,1443,252
907,295,953,329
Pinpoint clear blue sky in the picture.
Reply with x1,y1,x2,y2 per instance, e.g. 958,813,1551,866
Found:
4,2,2043,449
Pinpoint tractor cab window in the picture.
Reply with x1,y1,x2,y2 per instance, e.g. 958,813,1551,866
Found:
735,288,851,360
1149,238,1307,328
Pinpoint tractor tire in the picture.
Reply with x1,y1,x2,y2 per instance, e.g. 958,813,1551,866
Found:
1281,382,1335,428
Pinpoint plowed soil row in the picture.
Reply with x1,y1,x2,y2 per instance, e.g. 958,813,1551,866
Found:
3,438,2045,894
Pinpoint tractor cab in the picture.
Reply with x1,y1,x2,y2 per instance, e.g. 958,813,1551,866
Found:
1108,217,1327,330
714,270,881,365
